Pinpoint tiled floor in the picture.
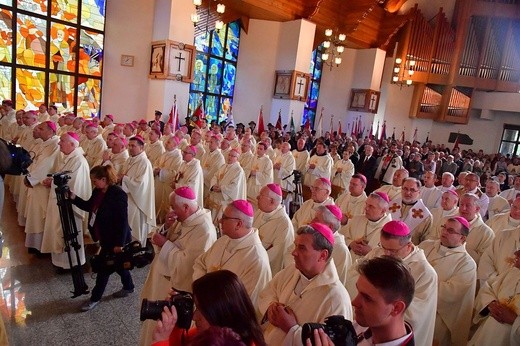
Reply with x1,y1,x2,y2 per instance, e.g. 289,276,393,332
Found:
1,191,150,345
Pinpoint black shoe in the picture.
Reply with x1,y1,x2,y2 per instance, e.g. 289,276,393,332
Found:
112,288,134,298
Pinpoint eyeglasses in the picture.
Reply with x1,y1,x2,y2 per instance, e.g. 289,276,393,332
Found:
378,242,409,255
220,215,241,223
440,225,463,236
402,187,419,193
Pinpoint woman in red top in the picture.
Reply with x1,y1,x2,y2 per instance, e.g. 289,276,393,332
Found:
152,270,265,346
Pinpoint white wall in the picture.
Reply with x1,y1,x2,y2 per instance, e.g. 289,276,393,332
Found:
102,0,155,122
232,20,282,126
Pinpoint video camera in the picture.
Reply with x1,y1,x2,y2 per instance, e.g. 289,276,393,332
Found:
49,170,72,187
140,289,194,330
301,315,357,346
90,241,155,274
0,138,33,175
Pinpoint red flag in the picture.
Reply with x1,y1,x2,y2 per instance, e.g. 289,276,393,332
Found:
379,121,387,145
357,118,363,138
453,134,460,151
256,106,265,135
368,123,373,140
276,110,282,131
329,116,334,134
168,97,179,130
303,115,310,131
351,118,356,137
191,102,204,128
400,128,405,142
412,128,418,143
338,121,342,136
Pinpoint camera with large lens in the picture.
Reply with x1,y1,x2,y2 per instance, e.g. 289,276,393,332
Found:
301,315,357,346
140,290,194,330
292,169,302,184
49,170,72,187
90,240,154,274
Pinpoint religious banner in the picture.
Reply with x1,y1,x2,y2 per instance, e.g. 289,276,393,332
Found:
148,40,195,82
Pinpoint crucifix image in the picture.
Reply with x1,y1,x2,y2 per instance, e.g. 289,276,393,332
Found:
169,47,191,76
369,93,378,110
294,76,306,97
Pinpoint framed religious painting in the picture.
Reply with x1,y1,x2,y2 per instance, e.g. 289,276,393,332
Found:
149,40,167,78
348,89,381,113
167,41,195,83
291,70,310,101
273,70,293,99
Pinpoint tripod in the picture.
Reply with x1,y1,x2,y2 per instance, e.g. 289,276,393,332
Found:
51,171,89,298
283,170,303,218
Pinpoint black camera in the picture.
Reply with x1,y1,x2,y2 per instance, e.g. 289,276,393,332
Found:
90,241,155,274
140,290,194,330
0,138,33,175
49,170,72,187
293,169,302,184
301,315,357,346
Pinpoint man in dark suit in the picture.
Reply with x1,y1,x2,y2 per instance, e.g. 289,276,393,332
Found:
148,110,165,132
356,144,378,193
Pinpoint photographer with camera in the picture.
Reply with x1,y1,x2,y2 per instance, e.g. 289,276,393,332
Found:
69,164,135,311
151,270,266,346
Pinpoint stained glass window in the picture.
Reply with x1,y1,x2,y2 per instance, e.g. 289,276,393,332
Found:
0,0,105,115
189,21,240,123
303,45,324,128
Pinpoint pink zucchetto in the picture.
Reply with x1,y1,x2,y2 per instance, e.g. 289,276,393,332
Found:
229,148,240,156
232,200,254,217
139,119,147,125
325,205,342,221
118,136,128,147
353,173,367,185
151,128,161,137
451,216,470,230
318,177,331,186
446,189,459,198
373,191,390,203
86,122,97,129
131,135,145,145
382,220,410,237
187,145,197,155
309,222,335,246
267,183,282,196
45,121,57,133
172,136,180,145
105,114,114,121
66,131,80,143
175,186,196,200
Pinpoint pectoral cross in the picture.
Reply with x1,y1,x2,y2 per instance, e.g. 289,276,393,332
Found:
174,52,185,72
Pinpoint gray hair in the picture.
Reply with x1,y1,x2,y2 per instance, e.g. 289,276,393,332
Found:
296,225,333,260
316,206,340,232
228,204,253,228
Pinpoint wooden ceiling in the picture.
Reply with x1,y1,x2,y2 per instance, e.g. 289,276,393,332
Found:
195,0,414,50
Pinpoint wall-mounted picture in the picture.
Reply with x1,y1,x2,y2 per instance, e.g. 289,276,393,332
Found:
168,41,195,83
150,43,165,75
348,89,381,113
274,70,292,99
292,71,310,101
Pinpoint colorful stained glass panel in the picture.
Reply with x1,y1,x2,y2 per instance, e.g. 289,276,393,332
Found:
194,32,209,54
204,94,218,121
219,97,232,122
51,0,78,23
0,0,12,6
17,0,47,15
81,0,105,31
211,30,224,57
0,65,11,100
188,92,203,118
49,22,76,72
191,52,207,92
207,57,221,94
49,72,74,112
225,22,239,61
77,76,100,117
79,29,102,76
0,9,13,63
222,61,235,96
16,14,46,68
15,68,45,110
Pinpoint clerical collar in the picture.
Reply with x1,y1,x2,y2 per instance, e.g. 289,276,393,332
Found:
297,148,306,152
295,271,314,296
315,152,327,157
402,200,417,206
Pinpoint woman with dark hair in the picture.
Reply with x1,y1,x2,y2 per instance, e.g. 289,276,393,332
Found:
70,164,134,311
152,270,266,346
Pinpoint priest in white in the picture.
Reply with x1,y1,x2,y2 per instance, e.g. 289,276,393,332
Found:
485,197,520,234
469,249,520,346
82,123,107,168
193,200,272,307
173,145,204,207
154,136,183,223
374,168,409,204
484,179,510,221
331,149,355,190
258,222,353,346
426,189,459,241
458,193,495,263
335,173,368,224
24,122,60,252
102,135,129,175
120,135,156,246
208,149,247,224
200,135,225,201
41,132,92,269
246,142,273,207
420,171,443,210
292,177,334,230
238,139,254,178
303,142,332,187
292,137,309,178
139,187,217,346
144,128,165,168
253,184,294,275
342,191,392,262
419,216,476,346
499,174,520,204
273,142,295,192
345,221,438,346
